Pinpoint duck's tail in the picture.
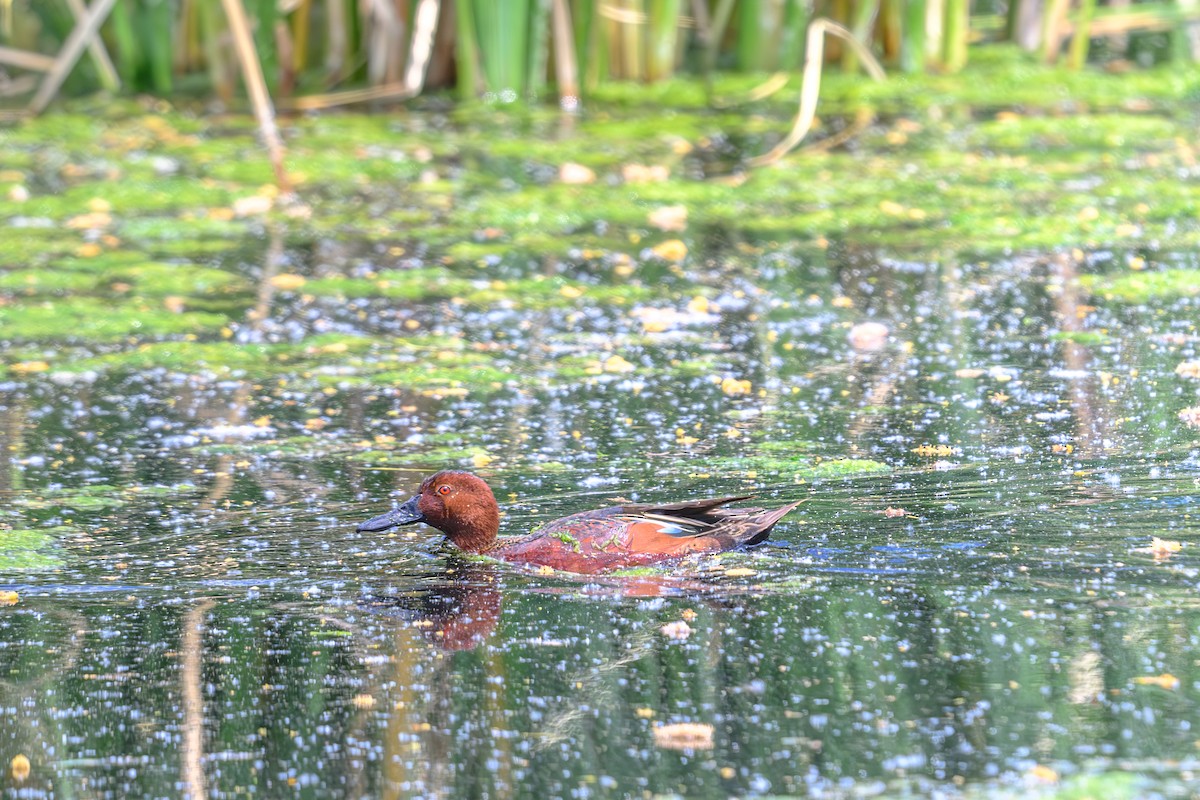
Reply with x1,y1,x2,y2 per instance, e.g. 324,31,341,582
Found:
736,500,805,547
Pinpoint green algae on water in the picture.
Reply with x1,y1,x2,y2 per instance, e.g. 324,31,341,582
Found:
0,528,66,571
1051,330,1114,345
803,458,892,479
0,297,229,342
1080,269,1200,302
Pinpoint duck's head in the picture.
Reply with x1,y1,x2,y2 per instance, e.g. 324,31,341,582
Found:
357,471,500,553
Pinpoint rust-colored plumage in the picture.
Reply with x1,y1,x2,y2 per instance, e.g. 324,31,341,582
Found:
357,471,801,574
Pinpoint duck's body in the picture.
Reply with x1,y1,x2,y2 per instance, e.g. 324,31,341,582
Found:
357,471,801,575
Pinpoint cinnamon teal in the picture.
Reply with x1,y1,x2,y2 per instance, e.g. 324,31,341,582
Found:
357,471,801,574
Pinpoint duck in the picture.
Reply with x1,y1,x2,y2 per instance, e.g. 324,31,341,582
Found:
356,471,802,574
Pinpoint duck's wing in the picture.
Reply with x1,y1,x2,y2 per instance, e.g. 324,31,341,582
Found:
615,499,803,549
621,495,757,519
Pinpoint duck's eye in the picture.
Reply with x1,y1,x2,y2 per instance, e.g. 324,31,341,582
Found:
436,485,452,496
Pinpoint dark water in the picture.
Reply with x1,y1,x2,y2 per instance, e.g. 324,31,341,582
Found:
3,232,1200,799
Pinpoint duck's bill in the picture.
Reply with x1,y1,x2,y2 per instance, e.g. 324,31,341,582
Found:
357,495,424,532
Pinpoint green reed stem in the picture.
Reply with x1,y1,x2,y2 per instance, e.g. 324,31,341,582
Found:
942,0,968,72
778,0,811,70
455,0,481,98
1067,0,1096,68
900,0,925,71
646,0,682,80
843,0,880,72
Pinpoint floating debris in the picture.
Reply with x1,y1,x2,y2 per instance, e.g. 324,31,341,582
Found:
270,273,308,290
1136,537,1183,560
912,444,960,457
659,621,692,640
720,377,752,396
848,321,889,353
1024,765,1058,785
601,355,636,374
233,194,273,216
559,162,596,184
1133,674,1180,690
622,163,669,183
650,239,688,262
1177,361,1200,379
648,205,688,232
652,723,714,751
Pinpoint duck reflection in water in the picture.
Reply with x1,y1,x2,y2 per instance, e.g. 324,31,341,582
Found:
359,557,727,652
361,560,503,651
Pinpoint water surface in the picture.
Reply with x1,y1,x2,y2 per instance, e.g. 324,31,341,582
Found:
3,94,1200,798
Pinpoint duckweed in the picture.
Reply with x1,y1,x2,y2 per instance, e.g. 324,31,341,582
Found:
551,530,582,552
1080,269,1200,302
802,458,892,479
0,297,228,343
14,486,124,511
1051,330,1114,345
0,528,65,570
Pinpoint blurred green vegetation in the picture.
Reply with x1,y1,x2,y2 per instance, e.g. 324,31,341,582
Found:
5,0,1199,106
